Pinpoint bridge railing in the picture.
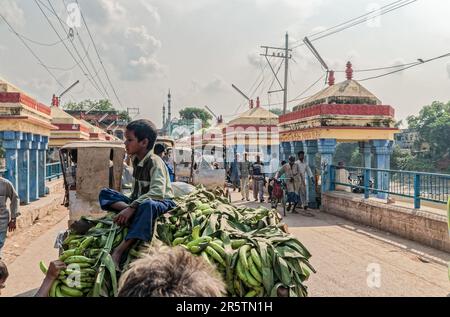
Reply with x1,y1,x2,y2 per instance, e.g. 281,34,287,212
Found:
330,165,450,209
46,162,62,181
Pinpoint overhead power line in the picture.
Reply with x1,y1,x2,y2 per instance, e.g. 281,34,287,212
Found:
291,0,418,49
45,0,111,100
10,30,69,47
75,0,125,109
357,52,450,81
34,0,107,98
335,61,419,73
289,74,325,103
0,12,65,88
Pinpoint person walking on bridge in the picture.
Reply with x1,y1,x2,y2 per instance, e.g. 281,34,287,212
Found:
239,153,251,201
251,155,265,203
276,156,301,213
0,175,19,259
296,151,314,210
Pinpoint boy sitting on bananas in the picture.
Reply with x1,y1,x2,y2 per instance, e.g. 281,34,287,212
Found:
98,119,175,269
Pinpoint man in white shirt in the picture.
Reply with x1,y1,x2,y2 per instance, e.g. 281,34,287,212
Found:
296,151,314,210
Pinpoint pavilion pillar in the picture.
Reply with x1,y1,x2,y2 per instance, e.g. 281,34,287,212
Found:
18,133,32,205
318,139,337,194
305,140,318,208
281,142,291,162
29,134,40,202
372,140,393,199
359,141,372,169
1,131,20,191
293,141,304,159
39,136,48,197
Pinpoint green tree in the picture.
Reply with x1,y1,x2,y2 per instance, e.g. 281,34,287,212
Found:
179,107,213,129
64,99,115,111
333,143,359,165
63,99,131,122
407,101,450,172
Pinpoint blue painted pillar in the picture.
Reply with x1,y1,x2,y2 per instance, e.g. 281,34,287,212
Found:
18,133,32,205
29,134,40,201
2,131,20,190
305,140,318,208
359,141,372,169
39,136,48,197
293,141,304,159
318,139,337,194
372,140,393,199
281,142,291,162
235,144,245,155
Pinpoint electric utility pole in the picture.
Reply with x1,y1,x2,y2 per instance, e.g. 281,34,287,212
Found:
260,32,292,114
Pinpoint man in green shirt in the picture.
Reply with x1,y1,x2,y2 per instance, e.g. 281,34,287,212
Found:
99,119,175,268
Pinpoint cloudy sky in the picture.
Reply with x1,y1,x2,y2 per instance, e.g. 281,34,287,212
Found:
1,0,450,128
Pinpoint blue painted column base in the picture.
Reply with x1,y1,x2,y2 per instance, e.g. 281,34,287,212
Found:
359,141,372,169
372,140,393,200
305,140,318,208
18,133,32,205
39,136,49,197
281,142,292,162
318,139,337,195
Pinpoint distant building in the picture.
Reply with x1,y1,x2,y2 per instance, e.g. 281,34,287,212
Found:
394,129,430,152
66,110,126,140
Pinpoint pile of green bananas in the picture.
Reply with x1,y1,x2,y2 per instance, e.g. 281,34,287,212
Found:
153,186,315,297
40,213,124,297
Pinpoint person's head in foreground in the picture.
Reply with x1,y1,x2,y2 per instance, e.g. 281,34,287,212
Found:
0,261,9,296
118,245,226,297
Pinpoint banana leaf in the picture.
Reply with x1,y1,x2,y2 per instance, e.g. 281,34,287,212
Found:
282,240,312,258
256,241,274,294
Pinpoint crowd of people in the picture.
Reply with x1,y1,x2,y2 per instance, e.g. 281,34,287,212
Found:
226,151,315,213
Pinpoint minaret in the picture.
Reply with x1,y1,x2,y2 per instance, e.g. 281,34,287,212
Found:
162,103,166,132
167,90,172,134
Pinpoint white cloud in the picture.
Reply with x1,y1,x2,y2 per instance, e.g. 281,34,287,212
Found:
189,76,229,95
247,51,265,68
101,0,127,22
204,77,229,94
140,0,161,25
0,0,25,28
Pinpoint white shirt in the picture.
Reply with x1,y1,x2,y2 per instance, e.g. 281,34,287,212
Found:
266,158,280,174
295,160,313,178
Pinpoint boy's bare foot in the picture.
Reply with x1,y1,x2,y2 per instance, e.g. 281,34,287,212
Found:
114,207,136,226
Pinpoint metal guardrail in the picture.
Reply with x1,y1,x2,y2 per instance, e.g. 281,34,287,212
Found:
46,162,62,181
330,165,450,209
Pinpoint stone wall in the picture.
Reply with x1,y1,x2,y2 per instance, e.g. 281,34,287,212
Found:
15,178,65,231
322,191,450,253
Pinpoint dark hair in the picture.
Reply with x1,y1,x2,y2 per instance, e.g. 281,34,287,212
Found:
289,156,296,162
69,218,95,235
0,261,8,281
126,119,157,150
281,160,287,166
298,151,305,156
154,143,166,156
118,245,225,297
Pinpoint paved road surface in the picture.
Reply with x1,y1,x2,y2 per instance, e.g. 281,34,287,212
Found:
1,216,67,297
230,192,450,297
1,192,449,297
